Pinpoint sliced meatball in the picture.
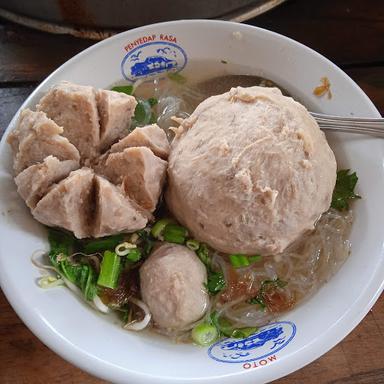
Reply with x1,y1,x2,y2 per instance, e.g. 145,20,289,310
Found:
8,109,80,175
15,135,79,176
7,108,63,154
110,124,170,159
15,155,79,209
96,89,137,152
140,243,209,330
37,81,100,160
105,147,167,212
32,168,94,238
93,175,148,237
91,151,109,176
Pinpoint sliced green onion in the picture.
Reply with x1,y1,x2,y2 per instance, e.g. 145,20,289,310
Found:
196,243,210,266
231,327,258,339
163,224,187,244
248,255,262,263
229,254,250,268
115,241,137,256
38,275,64,289
97,251,121,289
229,254,262,268
126,248,142,263
111,85,134,95
191,323,218,346
186,239,200,251
151,218,174,239
83,234,124,254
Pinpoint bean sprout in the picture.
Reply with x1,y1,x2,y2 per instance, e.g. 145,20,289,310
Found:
124,298,152,331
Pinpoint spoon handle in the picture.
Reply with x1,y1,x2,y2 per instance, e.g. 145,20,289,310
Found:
310,112,384,138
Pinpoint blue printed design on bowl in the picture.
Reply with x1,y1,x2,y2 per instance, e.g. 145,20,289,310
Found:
208,321,296,364
121,41,187,82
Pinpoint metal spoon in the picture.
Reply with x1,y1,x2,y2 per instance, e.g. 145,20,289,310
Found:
310,113,384,138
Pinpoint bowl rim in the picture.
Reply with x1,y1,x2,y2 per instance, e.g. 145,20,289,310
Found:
0,19,382,384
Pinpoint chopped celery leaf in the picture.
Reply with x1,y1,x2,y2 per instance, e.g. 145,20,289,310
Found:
331,169,360,211
111,85,134,95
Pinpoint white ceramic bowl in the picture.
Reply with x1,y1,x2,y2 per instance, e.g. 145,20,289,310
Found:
0,20,383,384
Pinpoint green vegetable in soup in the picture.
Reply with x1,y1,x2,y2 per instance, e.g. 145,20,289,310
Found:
47,229,98,300
196,243,210,266
151,218,174,239
83,234,124,254
229,253,262,268
97,251,121,289
163,224,188,244
47,229,75,268
133,100,152,126
331,169,360,211
186,239,200,251
248,278,288,309
211,312,257,339
192,322,218,346
111,85,134,95
206,271,226,295
125,248,142,263
147,97,158,107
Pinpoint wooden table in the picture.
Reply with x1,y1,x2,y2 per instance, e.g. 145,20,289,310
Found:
0,0,383,383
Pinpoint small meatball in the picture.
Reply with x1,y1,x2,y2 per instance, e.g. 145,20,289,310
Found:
110,124,170,160
140,243,209,330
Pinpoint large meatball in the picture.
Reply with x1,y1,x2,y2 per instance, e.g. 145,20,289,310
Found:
166,86,337,255
140,243,209,330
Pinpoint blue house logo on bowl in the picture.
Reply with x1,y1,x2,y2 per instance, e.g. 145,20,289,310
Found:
121,41,187,82
208,321,296,364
